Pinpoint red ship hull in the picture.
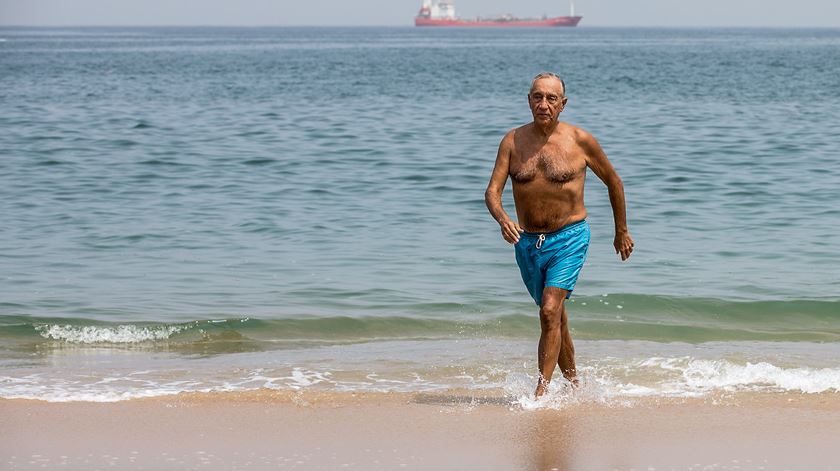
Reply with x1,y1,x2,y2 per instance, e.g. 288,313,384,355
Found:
415,16,582,27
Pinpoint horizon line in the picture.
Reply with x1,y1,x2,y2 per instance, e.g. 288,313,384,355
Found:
2,24,839,29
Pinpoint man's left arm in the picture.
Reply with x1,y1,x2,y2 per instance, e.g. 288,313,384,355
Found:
579,130,635,261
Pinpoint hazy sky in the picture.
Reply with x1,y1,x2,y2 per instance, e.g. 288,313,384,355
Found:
2,0,839,27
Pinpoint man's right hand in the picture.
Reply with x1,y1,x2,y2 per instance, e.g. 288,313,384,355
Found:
500,220,524,244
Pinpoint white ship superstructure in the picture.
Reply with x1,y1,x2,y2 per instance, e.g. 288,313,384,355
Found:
418,0,456,20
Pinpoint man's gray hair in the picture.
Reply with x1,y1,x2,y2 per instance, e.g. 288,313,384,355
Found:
531,72,566,96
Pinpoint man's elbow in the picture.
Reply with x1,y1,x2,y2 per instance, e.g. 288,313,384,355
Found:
484,188,500,207
607,175,624,192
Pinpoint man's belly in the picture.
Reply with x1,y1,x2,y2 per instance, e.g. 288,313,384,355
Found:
512,183,587,233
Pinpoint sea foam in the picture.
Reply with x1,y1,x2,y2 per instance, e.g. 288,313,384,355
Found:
504,356,840,410
677,359,840,394
618,357,840,396
35,324,185,343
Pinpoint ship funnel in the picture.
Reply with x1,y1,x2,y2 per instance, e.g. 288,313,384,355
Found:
570,0,575,17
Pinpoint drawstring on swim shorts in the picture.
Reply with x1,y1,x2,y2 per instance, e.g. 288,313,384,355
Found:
536,234,546,249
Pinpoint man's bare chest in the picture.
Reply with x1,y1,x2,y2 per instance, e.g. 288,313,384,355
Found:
510,150,585,185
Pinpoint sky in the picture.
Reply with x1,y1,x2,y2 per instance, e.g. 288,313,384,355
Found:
1,0,839,27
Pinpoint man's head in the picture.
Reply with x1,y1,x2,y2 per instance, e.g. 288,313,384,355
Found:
528,72,567,125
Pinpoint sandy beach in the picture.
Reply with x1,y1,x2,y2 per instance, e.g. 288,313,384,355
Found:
2,390,839,470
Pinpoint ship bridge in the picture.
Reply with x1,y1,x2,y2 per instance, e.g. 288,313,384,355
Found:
418,0,456,19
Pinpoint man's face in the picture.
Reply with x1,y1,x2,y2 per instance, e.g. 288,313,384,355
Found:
528,77,567,124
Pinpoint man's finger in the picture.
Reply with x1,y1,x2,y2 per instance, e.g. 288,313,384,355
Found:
503,228,518,244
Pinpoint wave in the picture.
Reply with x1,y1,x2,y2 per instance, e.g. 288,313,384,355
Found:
2,294,840,348
510,357,840,410
638,357,840,394
3,357,839,404
35,323,186,343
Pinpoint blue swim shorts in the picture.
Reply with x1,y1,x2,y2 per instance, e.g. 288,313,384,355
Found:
514,219,590,306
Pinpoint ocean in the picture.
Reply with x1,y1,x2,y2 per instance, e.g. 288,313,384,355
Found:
1,26,839,405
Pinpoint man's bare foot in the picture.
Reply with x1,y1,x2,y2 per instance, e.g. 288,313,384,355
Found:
534,377,549,398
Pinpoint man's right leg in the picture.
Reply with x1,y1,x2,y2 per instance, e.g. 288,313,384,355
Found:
535,287,568,398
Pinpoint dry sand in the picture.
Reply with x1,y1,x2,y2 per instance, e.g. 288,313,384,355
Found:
2,390,839,470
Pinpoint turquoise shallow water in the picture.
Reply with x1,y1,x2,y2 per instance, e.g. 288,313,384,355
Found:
1,27,839,402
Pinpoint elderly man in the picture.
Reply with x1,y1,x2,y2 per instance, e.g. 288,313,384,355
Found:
485,72,634,398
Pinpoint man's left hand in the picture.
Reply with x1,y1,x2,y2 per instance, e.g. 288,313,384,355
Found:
614,231,634,261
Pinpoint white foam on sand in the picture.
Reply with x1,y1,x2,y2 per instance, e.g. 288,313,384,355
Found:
0,373,206,402
3,352,840,403
654,357,840,394
504,357,840,410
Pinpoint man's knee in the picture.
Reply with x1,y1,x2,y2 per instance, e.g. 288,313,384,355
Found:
539,293,567,330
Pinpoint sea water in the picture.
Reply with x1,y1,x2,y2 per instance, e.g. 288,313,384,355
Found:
1,26,839,403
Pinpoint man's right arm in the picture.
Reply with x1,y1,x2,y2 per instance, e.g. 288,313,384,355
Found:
485,131,522,244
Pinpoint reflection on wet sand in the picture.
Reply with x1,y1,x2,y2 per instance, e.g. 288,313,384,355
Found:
527,410,577,470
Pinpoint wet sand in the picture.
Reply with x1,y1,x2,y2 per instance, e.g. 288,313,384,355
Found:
2,390,839,470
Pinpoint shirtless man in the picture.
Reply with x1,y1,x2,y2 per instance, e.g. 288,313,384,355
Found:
485,72,634,398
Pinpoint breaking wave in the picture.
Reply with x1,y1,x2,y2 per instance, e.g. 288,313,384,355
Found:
35,323,186,343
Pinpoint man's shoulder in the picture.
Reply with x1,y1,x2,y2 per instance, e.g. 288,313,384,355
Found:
511,123,533,135
558,122,598,147
500,124,528,146
555,121,588,138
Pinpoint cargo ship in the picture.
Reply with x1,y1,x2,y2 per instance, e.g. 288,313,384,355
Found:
415,0,582,27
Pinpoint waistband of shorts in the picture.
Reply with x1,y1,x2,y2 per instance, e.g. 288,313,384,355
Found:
520,219,587,238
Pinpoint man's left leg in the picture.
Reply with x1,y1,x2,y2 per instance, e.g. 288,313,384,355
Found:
557,301,578,385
